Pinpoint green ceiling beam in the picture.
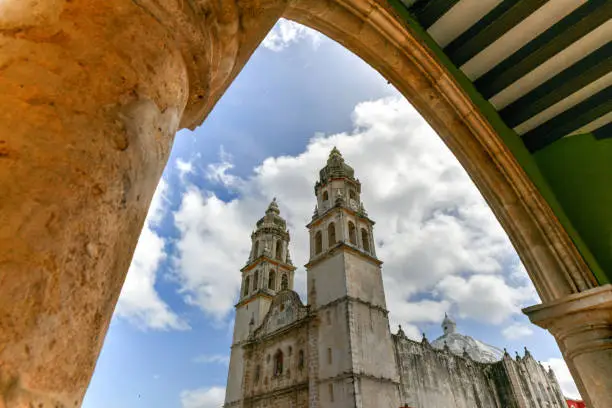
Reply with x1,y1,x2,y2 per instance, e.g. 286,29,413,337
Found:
500,42,612,128
522,85,612,152
476,0,612,99
444,0,547,67
386,0,607,284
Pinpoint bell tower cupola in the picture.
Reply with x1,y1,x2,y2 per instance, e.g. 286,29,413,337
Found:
309,147,377,263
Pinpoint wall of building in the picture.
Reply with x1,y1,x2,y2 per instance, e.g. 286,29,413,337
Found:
394,335,567,408
243,323,310,406
395,335,502,408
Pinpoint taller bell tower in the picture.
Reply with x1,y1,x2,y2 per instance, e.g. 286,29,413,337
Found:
224,198,296,407
306,148,400,407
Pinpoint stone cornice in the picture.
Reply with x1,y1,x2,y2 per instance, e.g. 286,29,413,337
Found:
307,204,374,229
316,295,389,317
241,256,296,273
234,291,274,308
316,371,400,385
242,381,308,403
524,285,612,361
305,241,382,269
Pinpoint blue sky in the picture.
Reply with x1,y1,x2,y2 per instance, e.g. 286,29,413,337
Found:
83,20,579,408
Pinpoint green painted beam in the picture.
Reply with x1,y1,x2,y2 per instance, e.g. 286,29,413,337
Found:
444,0,547,67
476,0,612,100
534,134,612,279
410,0,460,29
522,85,612,152
386,0,606,284
499,42,612,128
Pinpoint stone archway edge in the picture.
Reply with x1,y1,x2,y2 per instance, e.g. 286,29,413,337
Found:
281,0,596,302
0,0,604,407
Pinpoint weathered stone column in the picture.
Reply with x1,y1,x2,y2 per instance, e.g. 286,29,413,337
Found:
0,1,286,407
524,285,612,408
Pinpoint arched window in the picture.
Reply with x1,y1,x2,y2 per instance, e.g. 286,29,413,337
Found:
315,231,323,254
253,270,259,290
281,274,288,290
322,191,329,201
361,228,370,253
328,222,336,246
275,240,282,260
254,365,260,383
274,350,283,376
348,221,356,245
349,189,356,200
268,271,276,290
253,241,260,258
298,350,305,370
243,276,250,297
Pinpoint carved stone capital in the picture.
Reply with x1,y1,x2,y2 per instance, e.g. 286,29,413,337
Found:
524,285,612,408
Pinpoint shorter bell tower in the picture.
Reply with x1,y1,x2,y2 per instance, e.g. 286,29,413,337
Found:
224,198,296,407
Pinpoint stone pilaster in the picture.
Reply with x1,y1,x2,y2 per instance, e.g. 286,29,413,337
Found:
524,285,612,408
0,1,287,406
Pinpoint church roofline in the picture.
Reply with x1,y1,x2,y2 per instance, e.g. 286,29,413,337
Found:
304,241,382,269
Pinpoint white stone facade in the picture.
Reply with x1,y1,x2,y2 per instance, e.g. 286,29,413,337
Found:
224,148,566,408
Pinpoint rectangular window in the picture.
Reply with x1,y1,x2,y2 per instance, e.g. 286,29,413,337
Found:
329,383,334,402
327,348,332,364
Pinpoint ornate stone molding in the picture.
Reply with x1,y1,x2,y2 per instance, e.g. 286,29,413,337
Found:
524,285,612,359
524,285,612,408
285,0,596,302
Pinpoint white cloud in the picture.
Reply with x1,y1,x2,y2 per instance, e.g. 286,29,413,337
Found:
180,386,225,408
543,358,582,400
194,354,230,365
436,275,537,324
176,158,194,179
115,179,189,331
502,323,534,340
173,190,251,321
261,18,324,52
171,96,535,332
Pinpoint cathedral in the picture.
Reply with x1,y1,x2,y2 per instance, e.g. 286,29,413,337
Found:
224,148,566,408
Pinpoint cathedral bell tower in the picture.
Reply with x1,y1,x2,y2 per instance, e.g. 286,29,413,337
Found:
224,198,296,407
306,148,400,407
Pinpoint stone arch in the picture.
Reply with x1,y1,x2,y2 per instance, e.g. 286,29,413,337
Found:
274,349,283,376
275,240,282,260
298,349,305,370
268,270,276,290
253,240,260,259
315,230,323,254
328,222,336,246
361,228,370,253
281,274,289,290
0,1,603,405
348,221,357,245
244,276,250,297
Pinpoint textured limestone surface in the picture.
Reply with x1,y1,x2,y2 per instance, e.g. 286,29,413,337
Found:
394,335,566,408
0,0,287,406
0,0,607,406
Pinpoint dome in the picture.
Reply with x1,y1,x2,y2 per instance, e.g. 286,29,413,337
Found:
431,332,504,363
317,147,356,184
